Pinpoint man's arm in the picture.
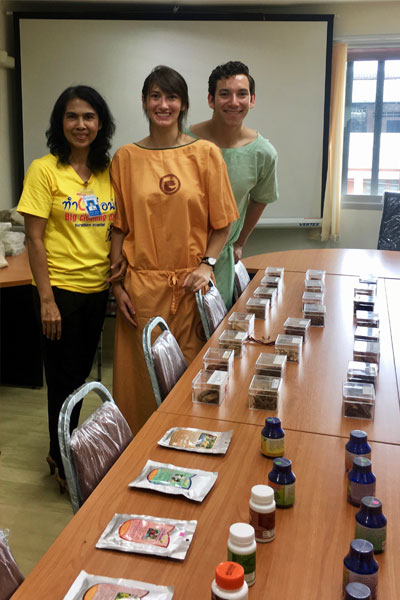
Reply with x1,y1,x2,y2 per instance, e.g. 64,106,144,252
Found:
233,199,266,262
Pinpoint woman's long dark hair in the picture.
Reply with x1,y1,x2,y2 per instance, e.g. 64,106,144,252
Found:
46,85,115,172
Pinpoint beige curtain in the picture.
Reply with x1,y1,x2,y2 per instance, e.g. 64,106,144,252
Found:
320,43,348,242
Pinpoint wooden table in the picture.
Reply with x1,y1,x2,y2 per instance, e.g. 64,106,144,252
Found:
159,270,400,445
0,250,31,288
243,248,400,278
11,411,400,600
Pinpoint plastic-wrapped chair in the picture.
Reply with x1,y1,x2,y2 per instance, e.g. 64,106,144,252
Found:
195,280,227,339
58,382,133,514
143,316,188,408
0,529,24,600
377,191,400,250
234,260,251,299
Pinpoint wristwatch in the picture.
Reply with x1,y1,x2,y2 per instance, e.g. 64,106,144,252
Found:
200,256,217,270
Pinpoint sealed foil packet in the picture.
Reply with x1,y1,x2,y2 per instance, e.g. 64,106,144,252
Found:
96,513,196,560
158,427,233,454
63,569,174,599
128,460,218,502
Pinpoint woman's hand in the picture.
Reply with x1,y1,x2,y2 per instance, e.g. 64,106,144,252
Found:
107,254,128,284
113,283,137,327
182,264,213,293
41,298,62,340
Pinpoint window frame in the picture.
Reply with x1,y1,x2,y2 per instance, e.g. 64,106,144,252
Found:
341,46,400,210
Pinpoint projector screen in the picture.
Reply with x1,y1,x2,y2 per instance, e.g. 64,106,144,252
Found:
16,12,333,226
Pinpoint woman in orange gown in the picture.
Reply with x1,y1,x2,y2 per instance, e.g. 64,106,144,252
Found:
110,65,238,433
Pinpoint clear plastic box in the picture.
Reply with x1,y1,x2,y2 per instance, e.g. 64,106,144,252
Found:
354,326,380,343
347,360,378,385
255,352,287,377
203,347,234,376
353,340,380,365
228,311,255,336
303,303,326,326
192,369,228,405
354,294,375,314
218,329,248,357
260,275,281,290
355,310,380,328
305,269,326,281
302,291,324,307
342,381,375,420
253,286,277,305
246,297,269,319
275,333,302,362
265,266,284,278
354,283,377,296
248,374,282,410
304,279,325,293
283,317,311,341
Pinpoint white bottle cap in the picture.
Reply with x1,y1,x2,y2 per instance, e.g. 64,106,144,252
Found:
251,485,275,507
229,522,255,546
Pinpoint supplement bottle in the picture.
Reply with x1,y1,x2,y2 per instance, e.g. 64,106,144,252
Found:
355,496,387,553
268,457,296,508
344,582,372,599
345,430,371,472
211,561,248,599
227,523,256,586
347,457,376,506
343,539,378,600
261,416,285,458
249,485,276,542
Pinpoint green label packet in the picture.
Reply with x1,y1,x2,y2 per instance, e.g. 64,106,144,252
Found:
355,522,386,552
148,468,194,489
228,550,256,585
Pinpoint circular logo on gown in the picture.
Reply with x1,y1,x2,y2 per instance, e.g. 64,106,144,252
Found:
159,174,181,195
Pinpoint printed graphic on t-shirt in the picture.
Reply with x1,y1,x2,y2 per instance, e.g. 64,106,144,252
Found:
159,174,181,195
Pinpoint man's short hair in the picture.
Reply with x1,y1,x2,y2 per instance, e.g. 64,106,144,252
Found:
208,61,255,98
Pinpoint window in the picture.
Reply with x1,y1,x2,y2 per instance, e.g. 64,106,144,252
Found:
342,49,400,209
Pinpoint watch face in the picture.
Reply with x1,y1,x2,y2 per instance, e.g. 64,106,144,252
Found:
203,257,217,267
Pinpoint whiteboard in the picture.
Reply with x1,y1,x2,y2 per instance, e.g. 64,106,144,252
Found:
17,15,332,225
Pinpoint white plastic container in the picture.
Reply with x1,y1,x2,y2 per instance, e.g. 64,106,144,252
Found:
211,561,248,599
227,523,256,587
249,485,276,543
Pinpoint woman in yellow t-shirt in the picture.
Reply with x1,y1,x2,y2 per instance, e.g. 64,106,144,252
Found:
18,86,116,493
110,65,238,433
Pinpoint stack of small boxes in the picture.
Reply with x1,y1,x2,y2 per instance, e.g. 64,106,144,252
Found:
343,275,380,420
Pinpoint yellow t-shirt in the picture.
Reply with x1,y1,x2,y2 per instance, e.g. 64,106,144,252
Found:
18,153,115,293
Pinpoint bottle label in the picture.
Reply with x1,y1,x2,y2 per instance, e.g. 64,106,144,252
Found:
249,508,275,542
261,436,284,457
345,449,371,471
347,480,376,505
227,550,256,585
355,522,386,552
343,567,378,599
268,481,295,507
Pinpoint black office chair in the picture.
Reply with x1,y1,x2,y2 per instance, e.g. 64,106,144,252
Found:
0,529,24,600
234,260,251,299
377,191,400,250
195,281,227,339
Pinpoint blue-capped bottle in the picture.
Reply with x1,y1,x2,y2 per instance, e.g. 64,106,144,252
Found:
355,496,387,553
267,457,295,508
345,430,372,472
344,582,372,599
261,417,285,458
343,539,378,600
347,457,376,506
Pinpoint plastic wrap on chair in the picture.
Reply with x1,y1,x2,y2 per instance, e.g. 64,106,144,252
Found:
234,260,251,298
0,529,24,600
70,402,133,502
377,191,400,250
152,330,188,399
203,285,228,335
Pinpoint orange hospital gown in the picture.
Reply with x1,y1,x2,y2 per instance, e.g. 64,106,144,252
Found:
111,140,238,433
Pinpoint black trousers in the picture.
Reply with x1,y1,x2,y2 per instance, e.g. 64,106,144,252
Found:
33,286,108,478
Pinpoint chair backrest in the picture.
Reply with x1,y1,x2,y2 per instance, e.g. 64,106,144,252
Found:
195,281,228,339
0,529,24,600
234,260,251,299
58,382,133,514
143,316,188,408
377,191,400,250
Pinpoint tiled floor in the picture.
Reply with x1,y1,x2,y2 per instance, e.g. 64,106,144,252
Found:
0,318,115,576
